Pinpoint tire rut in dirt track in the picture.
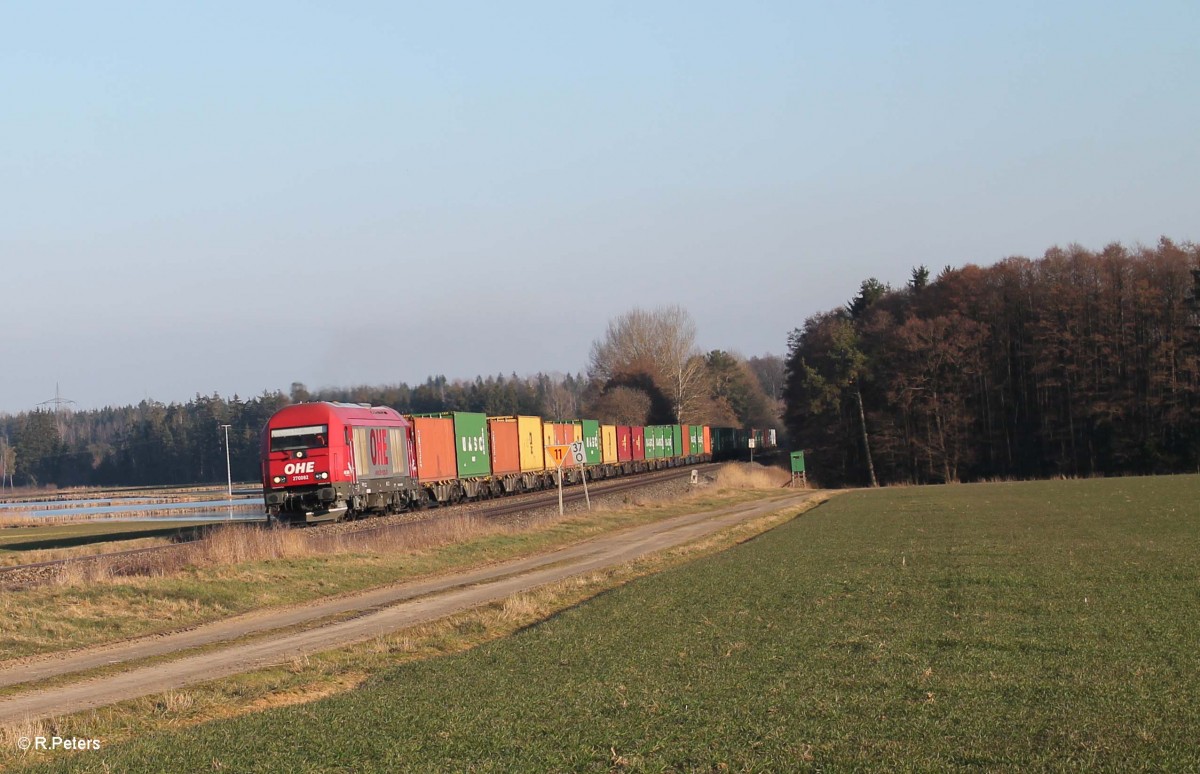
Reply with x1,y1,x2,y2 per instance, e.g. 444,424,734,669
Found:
0,491,818,724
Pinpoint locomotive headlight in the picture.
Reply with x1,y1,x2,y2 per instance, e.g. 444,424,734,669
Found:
273,475,286,484
316,472,329,481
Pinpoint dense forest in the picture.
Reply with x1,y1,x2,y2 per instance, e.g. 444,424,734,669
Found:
784,238,1200,486
0,338,782,489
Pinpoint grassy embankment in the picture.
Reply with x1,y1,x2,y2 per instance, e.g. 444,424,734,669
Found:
13,474,1198,772
0,466,796,661
0,521,216,567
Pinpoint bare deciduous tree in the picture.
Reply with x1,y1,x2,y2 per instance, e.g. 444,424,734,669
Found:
589,306,707,423
542,380,579,420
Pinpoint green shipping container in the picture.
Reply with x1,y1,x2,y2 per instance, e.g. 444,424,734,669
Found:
671,425,682,457
573,419,602,464
644,426,658,459
653,426,667,458
453,410,487,477
454,412,490,477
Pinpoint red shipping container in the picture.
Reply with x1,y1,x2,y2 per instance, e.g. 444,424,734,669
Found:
681,424,692,456
631,426,646,460
616,426,632,462
487,417,520,476
703,425,712,455
409,416,458,482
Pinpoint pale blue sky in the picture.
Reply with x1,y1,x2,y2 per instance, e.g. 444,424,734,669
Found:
2,1,1197,413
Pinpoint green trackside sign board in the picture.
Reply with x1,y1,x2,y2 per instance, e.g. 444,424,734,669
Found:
790,451,806,473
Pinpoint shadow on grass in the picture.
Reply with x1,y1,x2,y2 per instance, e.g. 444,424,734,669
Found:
1,525,206,552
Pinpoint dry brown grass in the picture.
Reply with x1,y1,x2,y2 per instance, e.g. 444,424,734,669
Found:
187,513,509,567
27,469,807,592
0,511,43,528
51,559,113,587
0,536,173,568
0,715,66,758
713,462,792,490
38,510,547,589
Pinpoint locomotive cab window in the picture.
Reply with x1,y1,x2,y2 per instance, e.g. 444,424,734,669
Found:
270,424,329,452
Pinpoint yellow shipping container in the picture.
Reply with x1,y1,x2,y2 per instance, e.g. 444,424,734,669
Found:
601,424,618,464
517,415,545,472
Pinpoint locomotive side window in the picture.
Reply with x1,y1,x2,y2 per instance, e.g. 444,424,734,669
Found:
270,424,329,452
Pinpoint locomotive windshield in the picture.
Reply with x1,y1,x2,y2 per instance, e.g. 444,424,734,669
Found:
269,424,329,452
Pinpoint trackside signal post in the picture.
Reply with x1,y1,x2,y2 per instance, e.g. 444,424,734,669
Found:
547,445,568,516
570,440,591,511
790,451,807,488
547,442,592,516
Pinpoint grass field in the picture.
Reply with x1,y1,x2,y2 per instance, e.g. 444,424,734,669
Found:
14,475,1200,771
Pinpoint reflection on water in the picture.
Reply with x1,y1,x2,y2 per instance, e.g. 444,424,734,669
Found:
0,497,163,510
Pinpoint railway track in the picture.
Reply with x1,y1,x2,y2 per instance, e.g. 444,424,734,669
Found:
0,464,715,590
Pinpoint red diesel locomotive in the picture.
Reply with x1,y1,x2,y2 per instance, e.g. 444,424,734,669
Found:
261,402,420,522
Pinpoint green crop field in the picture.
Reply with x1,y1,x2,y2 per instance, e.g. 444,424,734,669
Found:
21,476,1200,772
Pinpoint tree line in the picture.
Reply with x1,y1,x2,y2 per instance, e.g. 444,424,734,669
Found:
1,313,781,489
784,238,1200,487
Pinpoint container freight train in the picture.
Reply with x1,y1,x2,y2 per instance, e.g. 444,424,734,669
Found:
261,402,731,524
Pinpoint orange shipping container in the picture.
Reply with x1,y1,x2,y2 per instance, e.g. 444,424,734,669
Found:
409,416,458,482
487,417,520,476
703,425,712,455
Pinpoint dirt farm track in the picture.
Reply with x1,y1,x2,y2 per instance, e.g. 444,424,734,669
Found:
0,490,817,724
